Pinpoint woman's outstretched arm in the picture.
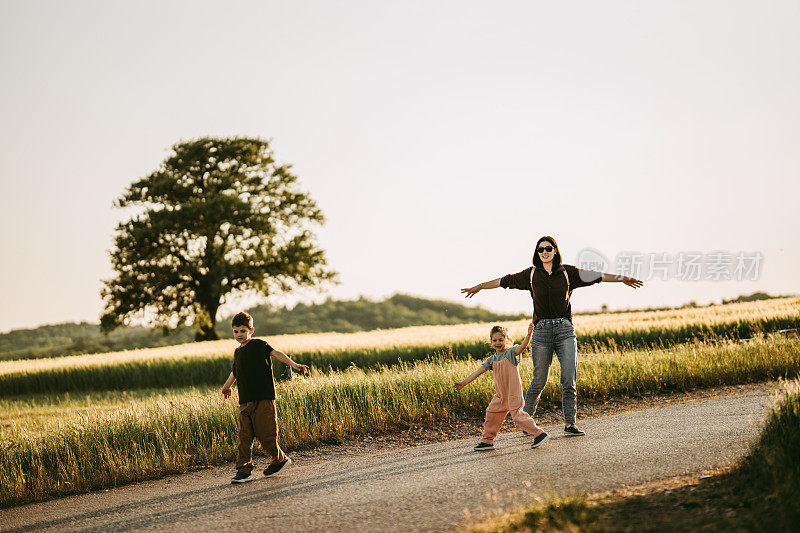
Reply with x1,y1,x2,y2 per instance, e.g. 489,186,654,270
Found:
461,278,502,298
600,273,644,288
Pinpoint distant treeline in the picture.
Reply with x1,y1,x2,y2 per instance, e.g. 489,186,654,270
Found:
577,291,794,316
0,294,525,361
246,294,523,335
1,292,791,362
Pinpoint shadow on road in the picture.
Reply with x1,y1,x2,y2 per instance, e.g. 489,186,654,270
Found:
8,435,552,532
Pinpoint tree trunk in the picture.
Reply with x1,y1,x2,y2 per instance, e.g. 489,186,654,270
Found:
194,322,219,341
194,305,220,341
194,241,223,342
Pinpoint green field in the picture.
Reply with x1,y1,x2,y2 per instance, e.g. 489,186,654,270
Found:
1,298,798,508
1,335,798,508
2,298,797,397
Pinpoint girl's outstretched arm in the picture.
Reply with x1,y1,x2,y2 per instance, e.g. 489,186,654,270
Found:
455,366,487,390
461,278,502,298
515,322,535,355
601,273,644,288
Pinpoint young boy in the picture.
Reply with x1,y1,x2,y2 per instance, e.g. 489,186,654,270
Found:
222,311,309,484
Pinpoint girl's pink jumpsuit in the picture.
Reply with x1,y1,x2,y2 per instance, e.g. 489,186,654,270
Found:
481,348,543,444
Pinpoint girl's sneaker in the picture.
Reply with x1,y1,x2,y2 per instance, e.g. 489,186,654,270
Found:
474,442,495,451
531,432,550,449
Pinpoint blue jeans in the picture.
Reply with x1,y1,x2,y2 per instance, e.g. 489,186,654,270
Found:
523,318,578,425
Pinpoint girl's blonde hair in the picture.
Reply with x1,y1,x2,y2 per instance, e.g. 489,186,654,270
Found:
489,325,514,349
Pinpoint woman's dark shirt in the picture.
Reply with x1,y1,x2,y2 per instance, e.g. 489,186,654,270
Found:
500,264,602,323
232,338,276,404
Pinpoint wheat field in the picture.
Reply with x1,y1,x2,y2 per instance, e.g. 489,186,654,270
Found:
2,336,799,507
2,297,797,376
1,297,799,507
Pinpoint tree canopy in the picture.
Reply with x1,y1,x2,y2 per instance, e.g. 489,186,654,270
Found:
100,137,336,340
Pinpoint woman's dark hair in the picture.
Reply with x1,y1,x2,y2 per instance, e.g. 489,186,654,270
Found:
532,235,562,270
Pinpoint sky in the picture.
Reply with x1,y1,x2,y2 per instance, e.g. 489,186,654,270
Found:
1,1,798,333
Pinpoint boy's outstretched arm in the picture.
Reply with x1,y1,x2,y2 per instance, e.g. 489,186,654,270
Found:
270,349,310,375
222,372,235,399
454,366,487,390
515,322,535,355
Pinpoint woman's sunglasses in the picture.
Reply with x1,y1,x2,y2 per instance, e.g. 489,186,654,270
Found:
537,246,554,253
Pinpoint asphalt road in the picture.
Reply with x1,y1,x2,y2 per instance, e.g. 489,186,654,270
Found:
1,389,775,533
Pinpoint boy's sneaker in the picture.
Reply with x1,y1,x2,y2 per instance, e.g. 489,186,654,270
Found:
473,442,495,451
564,424,586,436
521,429,533,436
263,457,292,477
531,432,550,449
231,471,253,484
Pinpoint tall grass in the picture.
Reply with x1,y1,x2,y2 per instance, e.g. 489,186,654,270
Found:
579,315,799,351
0,343,487,397
1,393,238,508
729,382,800,530
3,297,797,373
2,297,798,397
0,355,235,397
0,387,215,440
1,337,798,508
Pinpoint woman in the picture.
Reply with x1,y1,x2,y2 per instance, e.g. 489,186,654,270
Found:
461,235,643,436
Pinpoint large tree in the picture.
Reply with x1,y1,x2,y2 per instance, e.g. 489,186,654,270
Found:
101,137,336,341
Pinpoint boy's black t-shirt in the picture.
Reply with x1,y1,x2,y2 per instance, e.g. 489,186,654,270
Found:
232,338,276,404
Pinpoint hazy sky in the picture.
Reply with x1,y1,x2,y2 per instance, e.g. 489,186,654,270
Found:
1,1,798,332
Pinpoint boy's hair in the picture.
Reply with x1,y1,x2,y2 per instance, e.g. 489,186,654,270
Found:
489,325,513,348
231,312,253,329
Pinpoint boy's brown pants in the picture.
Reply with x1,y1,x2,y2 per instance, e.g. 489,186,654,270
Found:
236,399,287,474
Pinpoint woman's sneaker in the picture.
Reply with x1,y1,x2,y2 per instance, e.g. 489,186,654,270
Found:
531,432,550,449
231,471,254,484
564,424,586,436
263,457,292,477
474,442,495,451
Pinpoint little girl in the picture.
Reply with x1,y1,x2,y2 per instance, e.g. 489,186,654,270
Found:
455,323,550,451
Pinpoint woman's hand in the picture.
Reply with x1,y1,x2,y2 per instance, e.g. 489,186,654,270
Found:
461,285,482,298
461,278,501,298
293,363,310,375
622,277,644,289
454,380,466,391
602,273,644,288
222,386,232,399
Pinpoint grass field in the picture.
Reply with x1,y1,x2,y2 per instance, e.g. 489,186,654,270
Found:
4,298,798,371
1,336,798,508
0,387,214,440
1,298,797,509
1,298,797,397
